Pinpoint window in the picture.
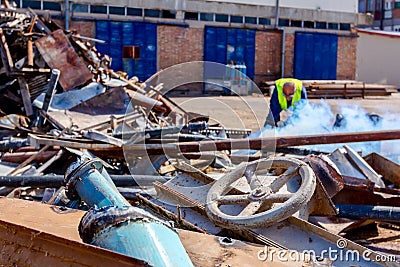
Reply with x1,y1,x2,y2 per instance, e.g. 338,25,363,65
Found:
278,19,289,26
161,10,176,19
91,5,107,14
185,12,198,20
109,6,125,15
145,9,160,18
245,16,257,24
291,20,302,27
22,1,40,9
123,46,140,59
367,0,374,12
72,4,88,13
316,21,327,29
230,15,243,23
215,14,228,22
43,1,60,11
200,13,213,21
304,21,315,28
359,0,366,13
12,0,21,8
259,18,271,25
328,23,339,30
340,23,351,31
127,8,142,16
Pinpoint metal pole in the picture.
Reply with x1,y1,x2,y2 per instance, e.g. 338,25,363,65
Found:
38,69,60,126
274,0,280,28
380,0,384,30
337,204,400,222
65,0,69,30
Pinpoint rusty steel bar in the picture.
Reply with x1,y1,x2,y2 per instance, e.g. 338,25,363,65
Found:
125,129,400,154
1,150,58,163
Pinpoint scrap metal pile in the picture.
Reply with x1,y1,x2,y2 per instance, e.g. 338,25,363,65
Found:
0,3,399,267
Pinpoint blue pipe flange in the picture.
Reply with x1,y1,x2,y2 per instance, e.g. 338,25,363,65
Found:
64,157,104,198
79,205,174,243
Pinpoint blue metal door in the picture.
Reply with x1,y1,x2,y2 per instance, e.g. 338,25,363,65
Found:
204,26,255,79
294,32,338,80
96,21,157,81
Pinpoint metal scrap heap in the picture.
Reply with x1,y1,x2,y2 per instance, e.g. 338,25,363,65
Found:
0,2,399,267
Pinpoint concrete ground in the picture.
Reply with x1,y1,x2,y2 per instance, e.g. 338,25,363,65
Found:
171,93,400,132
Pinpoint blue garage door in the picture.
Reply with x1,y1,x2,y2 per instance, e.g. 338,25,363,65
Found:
204,26,255,79
294,32,338,80
96,21,157,81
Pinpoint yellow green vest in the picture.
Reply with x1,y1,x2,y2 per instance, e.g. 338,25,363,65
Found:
275,78,303,110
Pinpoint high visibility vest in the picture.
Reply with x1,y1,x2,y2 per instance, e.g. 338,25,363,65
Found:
275,78,303,110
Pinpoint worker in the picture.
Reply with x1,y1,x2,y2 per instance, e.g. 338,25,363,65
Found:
264,78,307,127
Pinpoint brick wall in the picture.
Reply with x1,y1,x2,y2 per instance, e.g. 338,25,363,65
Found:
158,25,203,70
284,33,295,78
53,19,95,38
69,20,96,38
337,35,357,80
255,30,282,84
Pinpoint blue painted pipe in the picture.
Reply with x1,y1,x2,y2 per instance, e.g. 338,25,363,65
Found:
66,158,194,266
337,204,400,222
80,206,194,267
64,157,130,208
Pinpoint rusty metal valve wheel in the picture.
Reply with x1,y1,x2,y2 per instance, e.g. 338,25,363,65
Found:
205,157,316,229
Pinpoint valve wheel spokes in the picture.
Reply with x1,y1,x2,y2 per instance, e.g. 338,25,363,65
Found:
205,157,316,229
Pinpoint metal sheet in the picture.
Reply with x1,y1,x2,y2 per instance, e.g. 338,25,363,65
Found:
0,198,148,266
204,26,255,79
364,152,400,187
294,32,338,80
95,21,157,81
35,29,92,91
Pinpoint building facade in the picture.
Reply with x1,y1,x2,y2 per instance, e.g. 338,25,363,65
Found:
358,0,400,31
13,0,371,87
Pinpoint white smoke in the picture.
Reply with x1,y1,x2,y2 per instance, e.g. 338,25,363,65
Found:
260,100,400,162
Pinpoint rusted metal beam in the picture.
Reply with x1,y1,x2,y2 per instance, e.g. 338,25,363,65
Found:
29,130,400,155
0,28,13,74
1,150,58,163
126,129,400,154
17,77,33,117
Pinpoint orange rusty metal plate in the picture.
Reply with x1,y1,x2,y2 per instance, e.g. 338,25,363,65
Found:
35,29,92,91
0,197,148,266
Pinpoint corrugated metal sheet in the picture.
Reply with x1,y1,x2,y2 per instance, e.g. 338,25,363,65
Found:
294,32,338,80
204,26,255,79
96,21,157,81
